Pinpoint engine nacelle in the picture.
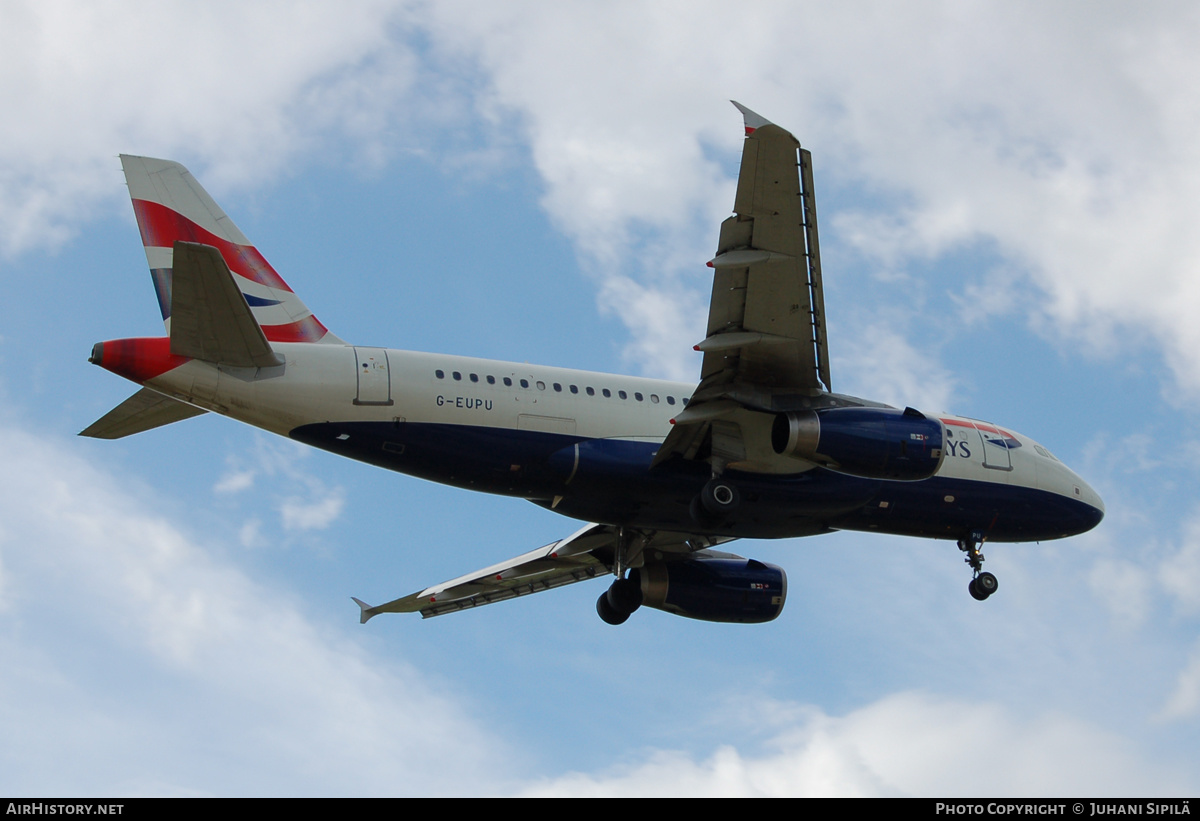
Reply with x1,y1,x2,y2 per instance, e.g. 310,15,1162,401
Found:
771,406,944,481
637,558,787,623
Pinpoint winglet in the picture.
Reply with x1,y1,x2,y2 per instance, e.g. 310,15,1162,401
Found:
351,597,377,624
731,101,773,135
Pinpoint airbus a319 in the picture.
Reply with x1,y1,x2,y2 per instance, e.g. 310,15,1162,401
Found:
82,103,1104,625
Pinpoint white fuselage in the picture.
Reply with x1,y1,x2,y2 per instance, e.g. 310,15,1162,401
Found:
137,341,1104,541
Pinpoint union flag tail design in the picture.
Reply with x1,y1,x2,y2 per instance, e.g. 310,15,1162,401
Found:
120,155,342,345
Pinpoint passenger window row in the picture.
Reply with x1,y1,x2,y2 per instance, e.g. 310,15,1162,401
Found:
433,369,685,405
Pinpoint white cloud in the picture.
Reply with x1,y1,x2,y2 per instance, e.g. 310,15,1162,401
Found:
1159,641,1200,721
596,274,706,381
0,424,507,795
520,692,1190,796
0,0,416,255
1089,558,1154,630
1159,514,1200,615
9,1,1200,797
836,322,958,413
238,518,264,549
213,468,255,495
216,436,347,535
10,2,1200,400
280,488,346,531
409,2,1200,398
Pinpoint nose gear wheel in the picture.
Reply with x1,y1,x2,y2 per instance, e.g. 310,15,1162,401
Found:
959,534,997,601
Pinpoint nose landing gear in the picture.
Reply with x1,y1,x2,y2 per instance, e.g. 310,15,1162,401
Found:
959,534,998,601
969,571,998,601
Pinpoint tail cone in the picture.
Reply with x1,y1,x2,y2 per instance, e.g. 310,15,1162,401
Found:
88,337,188,384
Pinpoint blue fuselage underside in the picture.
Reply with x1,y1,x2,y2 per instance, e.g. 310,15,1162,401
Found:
290,421,1102,543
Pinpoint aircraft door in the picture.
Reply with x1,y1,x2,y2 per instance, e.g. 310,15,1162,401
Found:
353,347,393,406
970,421,1012,471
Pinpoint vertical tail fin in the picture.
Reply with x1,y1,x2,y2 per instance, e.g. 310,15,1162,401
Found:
120,155,342,344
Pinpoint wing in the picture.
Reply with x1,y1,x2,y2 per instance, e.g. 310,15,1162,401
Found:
654,102,830,468
352,523,734,621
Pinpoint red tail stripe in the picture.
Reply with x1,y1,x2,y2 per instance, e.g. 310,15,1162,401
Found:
131,199,294,294
262,315,330,344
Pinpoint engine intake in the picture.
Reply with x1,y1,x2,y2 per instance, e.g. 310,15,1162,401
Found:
771,406,944,481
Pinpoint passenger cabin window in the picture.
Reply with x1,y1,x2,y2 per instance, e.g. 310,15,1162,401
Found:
618,390,627,400
602,388,611,398
453,371,462,381
650,394,660,404
520,379,529,389
435,369,445,379
470,373,479,383
570,385,579,394
486,375,496,385
667,396,676,405
553,383,562,392
634,392,643,401
536,381,546,391
586,387,595,396
504,377,513,387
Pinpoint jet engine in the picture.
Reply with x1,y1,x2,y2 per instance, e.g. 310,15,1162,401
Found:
636,558,787,623
771,406,944,481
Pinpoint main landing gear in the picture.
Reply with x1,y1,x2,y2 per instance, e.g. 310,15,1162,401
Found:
596,575,643,625
597,527,645,625
959,533,998,601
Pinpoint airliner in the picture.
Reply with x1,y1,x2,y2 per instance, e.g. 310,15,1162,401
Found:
82,103,1104,625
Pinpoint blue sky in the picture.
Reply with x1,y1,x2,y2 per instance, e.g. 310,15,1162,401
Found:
2,1,1200,796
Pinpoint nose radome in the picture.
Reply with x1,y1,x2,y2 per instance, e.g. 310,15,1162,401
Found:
1076,473,1103,512
1073,474,1105,532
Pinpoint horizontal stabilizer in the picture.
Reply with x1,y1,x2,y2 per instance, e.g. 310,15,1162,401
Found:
79,387,207,439
170,241,283,368
351,597,376,624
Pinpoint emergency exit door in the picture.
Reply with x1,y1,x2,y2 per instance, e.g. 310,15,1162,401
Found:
353,347,393,406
